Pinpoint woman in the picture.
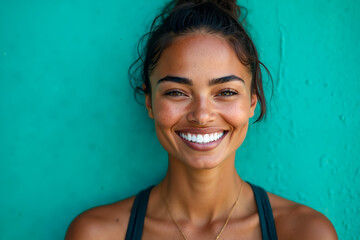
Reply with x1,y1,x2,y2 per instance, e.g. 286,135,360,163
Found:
66,0,337,239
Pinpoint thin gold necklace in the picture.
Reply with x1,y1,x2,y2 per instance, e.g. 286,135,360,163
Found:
161,180,243,240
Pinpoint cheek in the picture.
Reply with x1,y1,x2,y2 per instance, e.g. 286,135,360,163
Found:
221,101,250,148
152,99,183,128
219,98,251,127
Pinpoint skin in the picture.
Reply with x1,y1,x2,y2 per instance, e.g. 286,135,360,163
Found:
65,33,338,240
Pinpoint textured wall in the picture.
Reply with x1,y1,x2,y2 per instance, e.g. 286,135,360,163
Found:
0,0,359,239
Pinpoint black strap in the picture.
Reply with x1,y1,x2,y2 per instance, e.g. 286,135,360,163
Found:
249,182,278,240
125,186,153,240
125,183,277,240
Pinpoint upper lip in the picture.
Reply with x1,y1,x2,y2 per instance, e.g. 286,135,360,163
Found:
175,128,228,135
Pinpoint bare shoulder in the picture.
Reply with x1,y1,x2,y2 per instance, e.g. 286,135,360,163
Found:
65,196,135,240
268,192,338,240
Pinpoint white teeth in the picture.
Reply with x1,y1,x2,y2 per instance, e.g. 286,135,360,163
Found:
191,134,196,142
179,131,225,144
204,134,209,143
197,134,203,143
209,134,214,142
180,133,185,140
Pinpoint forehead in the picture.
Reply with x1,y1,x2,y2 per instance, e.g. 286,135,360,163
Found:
150,33,252,83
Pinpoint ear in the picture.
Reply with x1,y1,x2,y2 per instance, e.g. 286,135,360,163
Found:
145,94,154,119
249,93,258,118
143,84,154,119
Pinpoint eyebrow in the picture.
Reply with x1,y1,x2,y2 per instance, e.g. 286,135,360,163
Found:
157,76,193,85
209,75,245,85
156,75,245,86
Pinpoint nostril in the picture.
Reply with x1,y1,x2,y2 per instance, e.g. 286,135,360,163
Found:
187,105,215,125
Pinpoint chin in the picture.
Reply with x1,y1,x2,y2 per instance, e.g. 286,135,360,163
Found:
170,152,236,170
186,159,221,170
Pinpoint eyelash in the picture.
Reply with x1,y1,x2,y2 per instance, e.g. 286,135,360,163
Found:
216,89,238,97
164,90,187,97
164,89,238,97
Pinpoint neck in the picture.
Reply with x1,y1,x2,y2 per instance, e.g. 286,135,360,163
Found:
161,154,242,225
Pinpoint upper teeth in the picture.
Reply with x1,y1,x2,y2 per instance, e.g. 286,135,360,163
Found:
179,132,224,144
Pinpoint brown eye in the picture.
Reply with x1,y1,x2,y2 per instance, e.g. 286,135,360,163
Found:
217,90,238,97
165,90,186,97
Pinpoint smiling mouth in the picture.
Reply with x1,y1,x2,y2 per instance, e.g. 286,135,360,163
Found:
176,131,227,144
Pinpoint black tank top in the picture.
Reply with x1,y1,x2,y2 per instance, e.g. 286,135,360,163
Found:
125,182,278,240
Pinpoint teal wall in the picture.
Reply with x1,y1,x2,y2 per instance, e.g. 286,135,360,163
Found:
1,0,359,239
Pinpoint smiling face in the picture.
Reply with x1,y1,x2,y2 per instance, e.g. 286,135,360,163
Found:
146,33,257,169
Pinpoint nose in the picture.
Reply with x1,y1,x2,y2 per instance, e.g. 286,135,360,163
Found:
187,96,216,125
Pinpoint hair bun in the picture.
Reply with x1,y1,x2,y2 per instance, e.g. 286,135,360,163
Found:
175,0,241,19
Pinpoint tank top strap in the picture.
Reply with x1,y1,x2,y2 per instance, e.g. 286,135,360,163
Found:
248,182,278,240
125,183,277,240
125,186,154,240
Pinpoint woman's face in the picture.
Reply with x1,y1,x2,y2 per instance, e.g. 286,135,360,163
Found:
146,33,257,169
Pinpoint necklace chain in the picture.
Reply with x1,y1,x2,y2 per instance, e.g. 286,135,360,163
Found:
161,180,243,240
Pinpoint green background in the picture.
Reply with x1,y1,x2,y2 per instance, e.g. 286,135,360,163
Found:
1,0,359,239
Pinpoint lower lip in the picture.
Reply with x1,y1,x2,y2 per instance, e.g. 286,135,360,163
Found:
176,132,228,151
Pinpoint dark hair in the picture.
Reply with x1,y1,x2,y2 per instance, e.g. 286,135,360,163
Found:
129,0,272,122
